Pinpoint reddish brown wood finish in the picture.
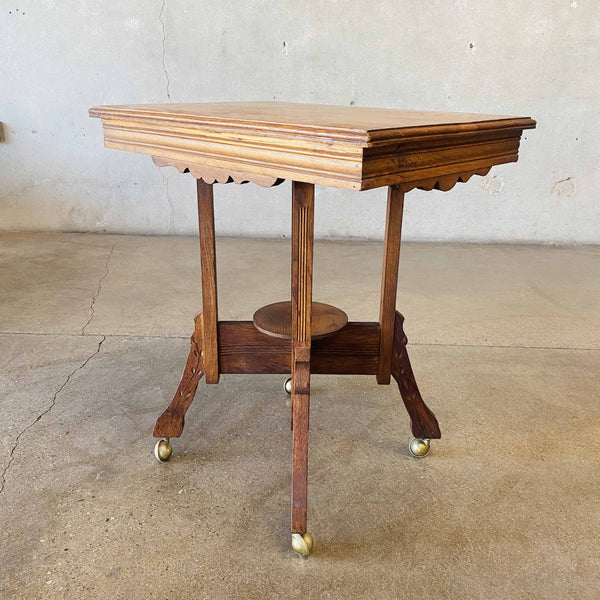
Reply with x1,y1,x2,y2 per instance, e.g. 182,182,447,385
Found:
152,312,440,441
197,180,219,384
153,313,205,438
291,182,315,348
291,347,310,533
218,322,291,373
311,322,379,374
377,186,405,385
391,311,441,439
253,301,348,340
217,321,379,374
89,102,538,555
290,181,315,535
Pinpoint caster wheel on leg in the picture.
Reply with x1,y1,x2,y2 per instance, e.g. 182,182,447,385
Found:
284,377,292,395
154,438,173,463
408,437,430,458
291,532,314,557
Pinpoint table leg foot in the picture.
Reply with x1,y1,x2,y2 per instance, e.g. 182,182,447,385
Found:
408,437,431,458
154,438,173,462
153,313,205,439
391,311,441,441
291,532,314,557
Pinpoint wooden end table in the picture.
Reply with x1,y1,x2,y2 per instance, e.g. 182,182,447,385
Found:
90,102,535,557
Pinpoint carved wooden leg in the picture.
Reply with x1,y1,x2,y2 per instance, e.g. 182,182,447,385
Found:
390,311,441,440
153,313,205,438
290,181,315,556
153,179,218,443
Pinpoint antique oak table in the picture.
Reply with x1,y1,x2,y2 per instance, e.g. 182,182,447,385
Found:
90,102,535,557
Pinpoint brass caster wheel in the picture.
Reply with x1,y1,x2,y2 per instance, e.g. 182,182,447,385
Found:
408,437,430,458
284,377,292,395
291,532,314,557
154,438,173,463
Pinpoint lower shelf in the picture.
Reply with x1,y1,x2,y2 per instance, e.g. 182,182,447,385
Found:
252,300,348,340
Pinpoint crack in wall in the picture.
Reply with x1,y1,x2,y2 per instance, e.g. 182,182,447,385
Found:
157,0,174,230
0,336,106,495
82,244,115,335
159,0,172,102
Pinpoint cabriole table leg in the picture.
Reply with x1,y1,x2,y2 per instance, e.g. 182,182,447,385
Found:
152,178,218,460
153,313,205,457
391,311,441,456
377,185,441,455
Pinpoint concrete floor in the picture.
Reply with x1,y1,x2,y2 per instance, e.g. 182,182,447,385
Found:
0,232,599,600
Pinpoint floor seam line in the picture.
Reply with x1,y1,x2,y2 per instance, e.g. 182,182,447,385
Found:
0,331,598,350
409,342,600,350
0,331,190,340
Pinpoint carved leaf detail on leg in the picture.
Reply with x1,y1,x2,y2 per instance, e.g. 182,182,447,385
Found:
391,312,441,439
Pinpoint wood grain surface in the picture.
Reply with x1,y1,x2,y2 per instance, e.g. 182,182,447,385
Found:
253,300,348,340
90,102,535,190
197,180,220,384
217,321,380,375
89,102,534,138
377,186,404,384
290,181,315,534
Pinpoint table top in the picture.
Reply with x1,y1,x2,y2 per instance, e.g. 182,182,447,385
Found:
90,101,535,191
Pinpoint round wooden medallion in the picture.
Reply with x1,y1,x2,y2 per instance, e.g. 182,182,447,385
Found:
253,301,348,340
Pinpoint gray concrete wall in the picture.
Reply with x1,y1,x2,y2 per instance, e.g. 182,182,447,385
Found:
1,1,598,243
